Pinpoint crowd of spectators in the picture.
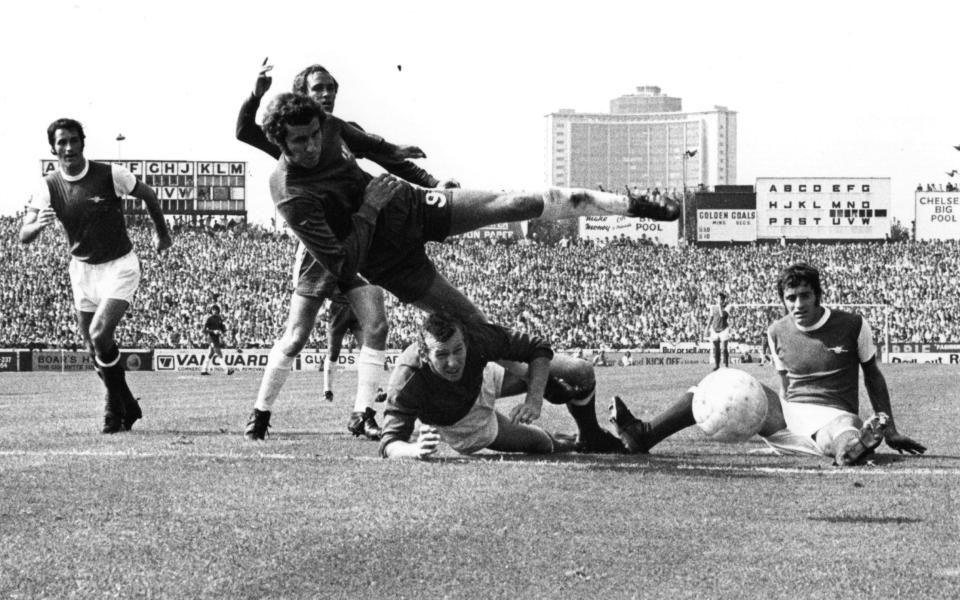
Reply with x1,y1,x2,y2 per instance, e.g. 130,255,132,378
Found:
2,214,958,351
917,181,958,192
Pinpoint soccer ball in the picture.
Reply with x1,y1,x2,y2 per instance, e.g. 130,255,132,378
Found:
691,368,768,442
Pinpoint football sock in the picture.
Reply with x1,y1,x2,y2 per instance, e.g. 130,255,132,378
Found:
645,391,697,449
722,344,729,368
95,344,132,410
712,340,721,369
354,347,385,412
537,188,629,220
566,392,604,436
254,345,295,411
323,353,336,395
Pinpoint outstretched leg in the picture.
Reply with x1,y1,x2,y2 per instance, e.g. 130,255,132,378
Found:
447,187,679,236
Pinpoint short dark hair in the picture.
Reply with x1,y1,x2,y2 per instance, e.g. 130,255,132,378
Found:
261,93,326,152
418,311,463,356
717,292,727,302
47,118,85,147
292,64,339,95
210,305,220,313
777,262,823,302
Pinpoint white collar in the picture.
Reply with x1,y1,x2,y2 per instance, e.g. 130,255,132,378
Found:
795,307,831,332
60,159,89,182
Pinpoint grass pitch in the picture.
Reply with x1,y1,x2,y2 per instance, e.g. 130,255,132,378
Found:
1,364,958,599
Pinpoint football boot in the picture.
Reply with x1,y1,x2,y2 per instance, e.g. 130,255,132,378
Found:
347,407,382,441
608,396,652,454
625,186,680,221
244,408,272,441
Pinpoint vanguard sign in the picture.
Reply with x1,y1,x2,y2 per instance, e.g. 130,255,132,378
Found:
755,177,891,240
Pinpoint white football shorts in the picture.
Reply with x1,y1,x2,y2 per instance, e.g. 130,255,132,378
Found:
779,399,854,439
68,251,141,312
435,363,505,455
709,328,731,342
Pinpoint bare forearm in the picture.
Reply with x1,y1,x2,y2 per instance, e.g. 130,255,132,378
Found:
863,368,894,418
523,357,551,406
20,222,44,244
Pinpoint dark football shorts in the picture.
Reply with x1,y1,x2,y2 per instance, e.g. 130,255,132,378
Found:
361,185,453,303
292,244,368,299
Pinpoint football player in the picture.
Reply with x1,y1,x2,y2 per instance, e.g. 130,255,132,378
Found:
379,312,624,459
21,118,172,433
611,263,926,466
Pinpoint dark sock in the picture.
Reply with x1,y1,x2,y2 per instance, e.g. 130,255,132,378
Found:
566,395,604,437
713,341,721,369
645,392,697,449
722,344,729,368
97,345,134,409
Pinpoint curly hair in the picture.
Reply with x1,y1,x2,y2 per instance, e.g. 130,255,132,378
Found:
261,93,326,152
291,64,339,95
777,262,823,303
46,118,85,148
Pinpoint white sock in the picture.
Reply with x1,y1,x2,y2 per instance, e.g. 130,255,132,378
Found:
254,345,295,411
538,188,629,220
323,354,336,394
354,346,385,412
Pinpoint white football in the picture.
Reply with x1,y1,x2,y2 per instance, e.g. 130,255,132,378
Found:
692,368,768,442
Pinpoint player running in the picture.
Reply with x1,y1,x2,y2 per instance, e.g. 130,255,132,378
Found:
379,312,623,459
610,263,926,466
20,118,172,433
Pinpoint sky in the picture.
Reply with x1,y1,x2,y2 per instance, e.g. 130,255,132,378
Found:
2,0,958,226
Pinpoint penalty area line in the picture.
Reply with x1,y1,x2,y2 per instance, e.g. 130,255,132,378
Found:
0,449,955,476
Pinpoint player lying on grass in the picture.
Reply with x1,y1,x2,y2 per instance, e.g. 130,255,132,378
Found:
379,312,624,459
610,263,926,466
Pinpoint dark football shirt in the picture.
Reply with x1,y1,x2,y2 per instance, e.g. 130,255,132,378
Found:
378,323,554,455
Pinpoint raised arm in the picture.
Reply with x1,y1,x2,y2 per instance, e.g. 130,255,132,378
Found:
339,120,425,163
235,60,282,159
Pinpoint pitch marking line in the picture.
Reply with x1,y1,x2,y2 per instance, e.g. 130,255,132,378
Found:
0,449,956,476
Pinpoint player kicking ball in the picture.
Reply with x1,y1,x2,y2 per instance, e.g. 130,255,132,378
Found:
379,312,624,459
610,263,926,466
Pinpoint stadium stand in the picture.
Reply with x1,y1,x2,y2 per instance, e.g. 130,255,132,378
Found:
2,215,958,350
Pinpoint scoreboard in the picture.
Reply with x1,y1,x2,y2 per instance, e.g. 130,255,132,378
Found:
41,159,246,215
755,177,890,240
